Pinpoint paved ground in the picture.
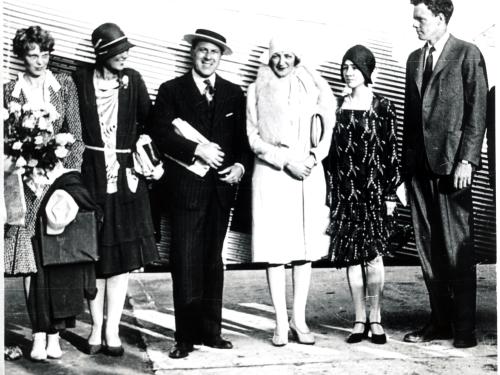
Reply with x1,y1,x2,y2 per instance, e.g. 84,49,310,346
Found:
4,265,497,374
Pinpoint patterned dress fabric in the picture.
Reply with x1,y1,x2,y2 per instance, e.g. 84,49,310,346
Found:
327,94,400,268
4,71,83,276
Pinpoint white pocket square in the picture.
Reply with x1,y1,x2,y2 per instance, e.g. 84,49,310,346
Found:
225,112,234,118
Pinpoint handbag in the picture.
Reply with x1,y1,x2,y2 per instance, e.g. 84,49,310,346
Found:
310,113,324,148
40,210,99,266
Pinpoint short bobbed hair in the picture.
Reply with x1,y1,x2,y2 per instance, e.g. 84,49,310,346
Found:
12,25,55,58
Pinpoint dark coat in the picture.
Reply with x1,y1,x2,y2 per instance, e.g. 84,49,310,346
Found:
148,72,251,210
402,34,488,177
29,171,102,331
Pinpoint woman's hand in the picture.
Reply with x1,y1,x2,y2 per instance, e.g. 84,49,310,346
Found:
285,159,313,180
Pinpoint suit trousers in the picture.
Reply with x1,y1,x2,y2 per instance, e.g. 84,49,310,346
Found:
408,173,476,334
169,192,231,344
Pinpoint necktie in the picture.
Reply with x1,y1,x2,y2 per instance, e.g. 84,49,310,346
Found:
421,45,435,93
204,79,215,104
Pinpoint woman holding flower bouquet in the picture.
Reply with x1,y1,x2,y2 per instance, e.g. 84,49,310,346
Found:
73,23,159,356
4,25,88,360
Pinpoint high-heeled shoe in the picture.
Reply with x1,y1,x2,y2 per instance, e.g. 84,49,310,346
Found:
346,321,370,344
369,322,387,344
289,320,315,345
272,325,289,347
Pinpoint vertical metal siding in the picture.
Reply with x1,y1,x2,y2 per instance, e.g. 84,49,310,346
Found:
3,0,495,265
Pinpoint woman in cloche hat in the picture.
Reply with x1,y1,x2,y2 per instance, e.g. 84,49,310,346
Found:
325,45,401,345
72,23,159,356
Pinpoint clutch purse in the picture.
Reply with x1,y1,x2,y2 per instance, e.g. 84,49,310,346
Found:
310,113,324,148
40,211,99,266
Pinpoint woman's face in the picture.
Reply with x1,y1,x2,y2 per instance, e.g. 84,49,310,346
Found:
270,51,296,78
342,60,365,89
105,50,129,72
23,43,50,77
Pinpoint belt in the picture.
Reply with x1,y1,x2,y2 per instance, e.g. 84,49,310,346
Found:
85,145,131,153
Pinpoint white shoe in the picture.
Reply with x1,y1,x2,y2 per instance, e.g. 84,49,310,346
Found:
30,332,47,361
46,333,63,359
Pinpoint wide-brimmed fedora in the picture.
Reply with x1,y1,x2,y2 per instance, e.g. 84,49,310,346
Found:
183,29,232,55
91,23,135,60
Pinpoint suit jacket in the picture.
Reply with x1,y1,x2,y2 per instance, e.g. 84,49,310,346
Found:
148,72,250,210
402,34,488,177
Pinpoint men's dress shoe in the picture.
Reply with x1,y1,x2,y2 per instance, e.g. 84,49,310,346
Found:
346,321,369,344
168,342,194,359
453,332,477,348
403,324,452,343
103,345,124,357
203,337,233,349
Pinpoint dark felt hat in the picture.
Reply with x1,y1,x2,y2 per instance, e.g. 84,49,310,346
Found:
91,23,135,60
183,29,232,55
341,44,376,84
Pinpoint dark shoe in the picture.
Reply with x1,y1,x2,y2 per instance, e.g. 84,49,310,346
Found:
403,323,452,343
168,342,194,359
346,321,369,344
84,342,103,355
103,345,124,357
203,337,233,349
369,322,387,345
453,332,477,348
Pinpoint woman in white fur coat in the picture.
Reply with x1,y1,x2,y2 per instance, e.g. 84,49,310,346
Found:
246,36,336,346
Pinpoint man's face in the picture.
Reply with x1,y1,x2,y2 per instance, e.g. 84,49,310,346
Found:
192,41,222,78
412,3,444,42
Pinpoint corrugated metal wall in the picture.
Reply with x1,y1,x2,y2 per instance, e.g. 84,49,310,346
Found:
3,0,495,265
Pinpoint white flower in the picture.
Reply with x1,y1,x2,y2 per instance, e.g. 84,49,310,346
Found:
12,141,23,150
55,133,75,145
27,158,38,167
121,75,129,89
22,115,35,129
54,146,69,159
16,156,27,167
34,136,44,145
37,116,48,130
8,102,22,114
44,103,60,122
22,103,32,112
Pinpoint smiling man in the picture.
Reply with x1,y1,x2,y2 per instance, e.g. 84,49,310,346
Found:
402,0,488,348
148,29,250,359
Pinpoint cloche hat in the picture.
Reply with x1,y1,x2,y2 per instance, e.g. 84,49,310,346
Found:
183,29,232,55
91,23,135,60
341,44,376,84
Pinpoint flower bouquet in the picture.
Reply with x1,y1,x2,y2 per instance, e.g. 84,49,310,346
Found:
3,101,75,226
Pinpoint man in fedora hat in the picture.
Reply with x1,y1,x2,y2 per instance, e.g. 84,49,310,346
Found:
149,28,250,359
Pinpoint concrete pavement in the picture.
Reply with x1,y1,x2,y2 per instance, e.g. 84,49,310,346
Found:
4,265,498,374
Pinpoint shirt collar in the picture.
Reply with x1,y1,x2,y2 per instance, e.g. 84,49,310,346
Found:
11,70,61,99
425,31,450,59
192,69,216,94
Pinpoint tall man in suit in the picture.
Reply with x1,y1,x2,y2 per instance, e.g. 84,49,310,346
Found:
402,0,488,348
149,29,250,358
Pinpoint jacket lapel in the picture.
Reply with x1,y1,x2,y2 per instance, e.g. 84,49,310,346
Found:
180,73,212,131
414,48,425,97
212,75,229,126
429,35,456,83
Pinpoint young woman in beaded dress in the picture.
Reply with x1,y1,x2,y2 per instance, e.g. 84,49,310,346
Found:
326,45,400,345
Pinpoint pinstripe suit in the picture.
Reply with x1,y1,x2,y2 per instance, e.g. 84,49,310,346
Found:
149,71,249,344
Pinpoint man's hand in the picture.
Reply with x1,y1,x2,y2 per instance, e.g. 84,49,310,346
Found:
194,142,225,169
285,159,313,181
385,201,397,216
453,161,472,189
218,164,244,185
